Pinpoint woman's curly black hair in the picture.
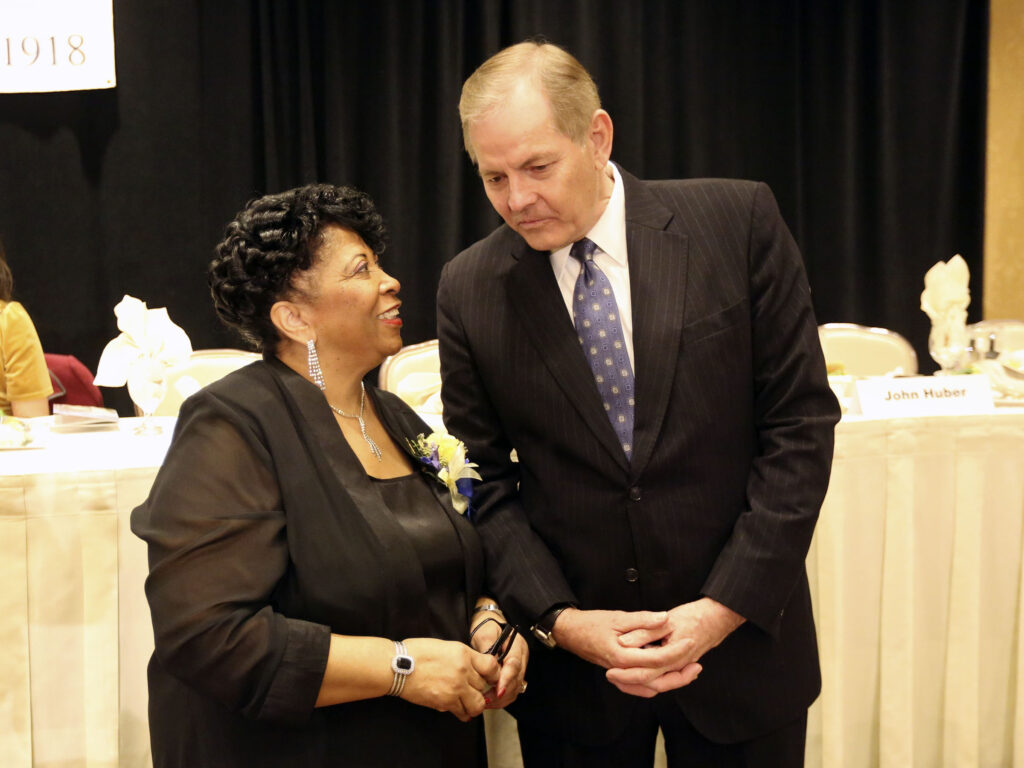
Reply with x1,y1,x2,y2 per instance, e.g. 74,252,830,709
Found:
208,183,387,351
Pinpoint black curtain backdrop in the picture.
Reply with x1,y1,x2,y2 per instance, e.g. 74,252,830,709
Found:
0,0,986,413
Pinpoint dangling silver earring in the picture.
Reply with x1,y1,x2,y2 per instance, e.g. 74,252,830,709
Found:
307,339,325,390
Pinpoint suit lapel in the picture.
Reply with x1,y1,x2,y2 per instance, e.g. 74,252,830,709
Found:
506,243,630,472
619,170,689,478
500,168,689,477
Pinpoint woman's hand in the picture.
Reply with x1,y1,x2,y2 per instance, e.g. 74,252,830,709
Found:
400,638,500,722
486,629,528,709
468,614,529,710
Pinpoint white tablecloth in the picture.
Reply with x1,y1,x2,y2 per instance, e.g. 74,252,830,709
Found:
806,408,1024,768
1,417,174,768
4,409,1023,767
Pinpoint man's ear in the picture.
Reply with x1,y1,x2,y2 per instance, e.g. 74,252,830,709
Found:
588,109,614,168
270,300,313,346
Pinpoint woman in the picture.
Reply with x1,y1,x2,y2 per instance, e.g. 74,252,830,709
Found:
131,184,527,767
0,237,52,417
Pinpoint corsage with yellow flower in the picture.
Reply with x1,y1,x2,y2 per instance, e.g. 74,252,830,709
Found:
408,431,481,517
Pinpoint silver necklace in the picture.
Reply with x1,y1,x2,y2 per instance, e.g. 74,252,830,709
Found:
328,382,383,461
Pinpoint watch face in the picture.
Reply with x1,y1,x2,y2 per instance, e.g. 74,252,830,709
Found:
531,626,556,647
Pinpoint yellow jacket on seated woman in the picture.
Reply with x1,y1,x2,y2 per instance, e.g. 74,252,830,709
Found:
0,299,52,416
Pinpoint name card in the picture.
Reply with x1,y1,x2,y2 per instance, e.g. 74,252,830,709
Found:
0,0,115,93
854,374,995,417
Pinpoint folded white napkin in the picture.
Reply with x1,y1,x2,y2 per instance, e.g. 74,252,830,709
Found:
920,255,970,370
94,295,192,387
921,254,970,325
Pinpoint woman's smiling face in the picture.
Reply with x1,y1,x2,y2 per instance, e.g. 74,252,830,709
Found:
295,224,403,370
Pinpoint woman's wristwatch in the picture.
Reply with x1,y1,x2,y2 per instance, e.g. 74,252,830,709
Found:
387,640,414,697
530,603,575,648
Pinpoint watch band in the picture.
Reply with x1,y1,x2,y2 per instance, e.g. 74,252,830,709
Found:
387,640,415,697
531,603,574,648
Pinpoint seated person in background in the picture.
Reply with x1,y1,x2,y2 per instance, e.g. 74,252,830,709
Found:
0,237,52,417
131,183,527,768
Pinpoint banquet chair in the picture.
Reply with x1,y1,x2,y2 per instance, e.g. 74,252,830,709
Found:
45,353,104,408
378,339,442,412
818,323,918,377
149,348,261,417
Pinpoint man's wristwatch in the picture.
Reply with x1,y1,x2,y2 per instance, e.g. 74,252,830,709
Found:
530,603,574,648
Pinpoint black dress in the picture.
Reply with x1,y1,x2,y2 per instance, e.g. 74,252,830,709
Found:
131,359,486,767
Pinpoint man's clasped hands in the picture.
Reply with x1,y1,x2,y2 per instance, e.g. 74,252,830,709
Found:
551,597,747,697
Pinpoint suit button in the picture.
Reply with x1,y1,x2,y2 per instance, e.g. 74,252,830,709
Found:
628,486,642,501
625,568,639,583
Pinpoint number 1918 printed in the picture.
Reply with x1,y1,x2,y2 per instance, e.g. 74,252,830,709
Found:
4,35,86,67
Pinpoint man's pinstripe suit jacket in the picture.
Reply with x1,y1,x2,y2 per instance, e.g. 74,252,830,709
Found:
437,166,840,745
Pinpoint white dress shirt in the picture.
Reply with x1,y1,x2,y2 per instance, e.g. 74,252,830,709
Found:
549,162,634,367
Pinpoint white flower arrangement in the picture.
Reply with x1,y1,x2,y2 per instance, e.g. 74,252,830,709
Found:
93,295,192,415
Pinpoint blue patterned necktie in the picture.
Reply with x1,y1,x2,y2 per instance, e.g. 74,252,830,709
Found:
569,238,635,459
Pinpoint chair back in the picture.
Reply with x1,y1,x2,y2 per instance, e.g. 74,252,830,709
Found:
150,348,261,416
45,353,104,409
818,323,918,377
378,339,442,411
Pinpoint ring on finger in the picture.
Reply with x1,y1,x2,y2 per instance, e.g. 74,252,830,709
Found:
519,680,528,694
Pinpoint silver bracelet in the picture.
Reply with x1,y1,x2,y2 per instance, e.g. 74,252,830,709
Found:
388,640,414,697
473,602,502,615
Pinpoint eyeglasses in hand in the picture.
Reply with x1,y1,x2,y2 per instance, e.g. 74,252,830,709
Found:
470,617,519,664
486,621,519,664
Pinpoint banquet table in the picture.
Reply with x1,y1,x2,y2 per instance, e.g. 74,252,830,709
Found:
805,406,1024,768
3,405,1024,768
1,417,174,768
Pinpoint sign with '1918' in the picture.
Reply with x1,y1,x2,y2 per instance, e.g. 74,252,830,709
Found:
0,0,115,93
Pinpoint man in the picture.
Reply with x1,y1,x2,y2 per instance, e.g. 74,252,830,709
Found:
437,41,839,767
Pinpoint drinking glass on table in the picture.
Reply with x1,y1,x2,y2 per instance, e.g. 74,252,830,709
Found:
126,357,167,434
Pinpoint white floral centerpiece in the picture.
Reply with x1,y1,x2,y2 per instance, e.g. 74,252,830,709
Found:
93,295,192,432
